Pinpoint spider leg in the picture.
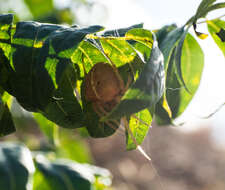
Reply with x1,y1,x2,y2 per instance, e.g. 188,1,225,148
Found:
122,117,138,147
124,74,132,92
92,102,124,135
131,114,152,127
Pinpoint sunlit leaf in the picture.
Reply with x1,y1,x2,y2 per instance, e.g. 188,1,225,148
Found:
102,32,164,121
72,40,108,77
207,19,225,57
100,39,137,67
156,33,204,125
176,34,204,115
126,109,152,150
33,170,51,190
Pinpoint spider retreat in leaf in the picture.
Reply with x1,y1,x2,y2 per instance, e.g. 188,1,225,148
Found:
84,62,132,119
84,62,152,159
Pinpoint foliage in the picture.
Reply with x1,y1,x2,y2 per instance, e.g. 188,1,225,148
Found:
0,0,224,151
0,142,112,190
0,0,224,189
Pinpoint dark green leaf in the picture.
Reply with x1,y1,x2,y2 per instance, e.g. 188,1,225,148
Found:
217,28,225,42
195,0,216,18
0,143,35,190
187,0,225,25
35,156,94,190
205,3,225,15
41,60,84,129
33,157,112,190
155,24,177,43
207,19,225,57
0,15,104,128
157,26,185,70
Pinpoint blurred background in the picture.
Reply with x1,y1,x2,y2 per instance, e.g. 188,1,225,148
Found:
0,0,225,189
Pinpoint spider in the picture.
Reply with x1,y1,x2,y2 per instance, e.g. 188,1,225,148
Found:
84,62,132,119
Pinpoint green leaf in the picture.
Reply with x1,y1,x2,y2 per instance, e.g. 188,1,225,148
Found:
207,19,225,57
0,14,104,128
72,40,108,77
156,33,204,124
33,158,112,190
126,28,153,60
8,21,64,111
28,24,103,129
175,33,204,116
102,23,143,37
34,156,95,190
126,109,152,150
0,14,14,93
195,0,216,18
205,3,225,14
84,102,119,138
102,32,164,121
24,0,54,19
0,92,15,136
0,142,35,190
187,0,225,25
175,29,190,92
100,38,137,67
42,61,84,129
157,26,185,70
0,14,13,41
0,48,12,93
155,96,172,125
33,170,52,190
155,24,177,43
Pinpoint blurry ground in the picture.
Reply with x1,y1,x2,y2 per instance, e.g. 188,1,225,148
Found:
87,123,225,190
